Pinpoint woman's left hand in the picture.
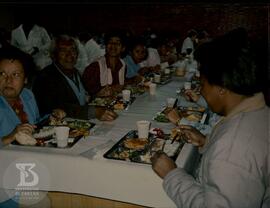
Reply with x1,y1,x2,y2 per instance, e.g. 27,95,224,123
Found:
164,107,181,125
95,107,118,121
151,151,177,179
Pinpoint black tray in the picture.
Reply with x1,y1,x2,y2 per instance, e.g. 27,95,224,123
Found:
103,130,184,164
153,106,207,124
12,118,95,148
11,134,83,148
89,96,136,110
110,96,136,110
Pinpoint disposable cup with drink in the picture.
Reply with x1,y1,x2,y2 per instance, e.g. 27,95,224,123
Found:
55,126,70,148
136,120,151,139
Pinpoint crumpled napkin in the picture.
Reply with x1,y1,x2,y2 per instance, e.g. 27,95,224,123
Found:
15,132,37,146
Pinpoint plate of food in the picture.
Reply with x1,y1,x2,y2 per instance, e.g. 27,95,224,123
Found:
11,118,95,148
153,105,207,124
125,85,146,95
89,95,135,111
64,118,95,137
103,130,184,164
111,95,136,110
177,106,206,122
88,97,115,107
153,112,170,123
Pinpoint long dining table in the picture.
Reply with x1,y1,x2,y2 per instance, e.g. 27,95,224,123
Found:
0,73,203,208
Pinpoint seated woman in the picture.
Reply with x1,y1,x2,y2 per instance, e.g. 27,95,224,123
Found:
139,36,178,78
0,46,54,207
32,35,117,121
138,37,165,76
123,37,148,85
82,30,127,98
0,46,64,145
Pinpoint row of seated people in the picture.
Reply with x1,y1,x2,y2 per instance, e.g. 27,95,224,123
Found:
0,30,172,145
0,28,206,148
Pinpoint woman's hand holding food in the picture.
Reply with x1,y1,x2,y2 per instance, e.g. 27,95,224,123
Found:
14,123,35,136
178,125,206,147
2,123,36,145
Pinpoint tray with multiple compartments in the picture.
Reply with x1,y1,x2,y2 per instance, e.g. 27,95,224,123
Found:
103,130,184,164
11,118,95,148
89,96,136,110
153,105,208,124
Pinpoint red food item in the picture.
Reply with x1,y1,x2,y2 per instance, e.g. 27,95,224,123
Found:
153,128,165,138
36,138,45,146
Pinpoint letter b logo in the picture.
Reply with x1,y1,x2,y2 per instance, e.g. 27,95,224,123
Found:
16,163,39,187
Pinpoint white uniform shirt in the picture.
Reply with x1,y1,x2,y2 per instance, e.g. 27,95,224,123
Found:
75,38,105,75
139,48,160,67
75,39,89,75
181,36,194,54
85,38,105,65
11,24,52,70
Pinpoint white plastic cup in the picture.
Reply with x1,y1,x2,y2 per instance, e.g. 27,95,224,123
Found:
55,126,70,148
166,97,176,108
122,89,131,102
176,67,186,76
149,83,157,95
176,60,186,76
164,68,170,75
184,82,192,90
154,74,161,83
136,120,151,139
160,62,169,69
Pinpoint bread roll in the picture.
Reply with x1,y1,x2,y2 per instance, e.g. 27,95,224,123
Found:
15,132,37,146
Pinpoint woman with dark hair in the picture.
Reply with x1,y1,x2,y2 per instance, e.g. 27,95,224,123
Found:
82,30,127,97
0,46,55,207
0,47,40,146
123,37,147,84
151,29,269,208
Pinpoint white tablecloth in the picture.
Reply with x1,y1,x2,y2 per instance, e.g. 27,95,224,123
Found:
0,76,202,208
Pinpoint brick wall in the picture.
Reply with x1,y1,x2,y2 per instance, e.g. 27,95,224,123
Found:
8,3,268,42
